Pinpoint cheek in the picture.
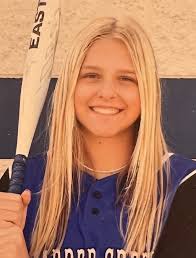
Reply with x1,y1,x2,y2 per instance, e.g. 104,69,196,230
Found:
74,85,86,107
74,85,92,117
125,89,141,115
74,83,94,101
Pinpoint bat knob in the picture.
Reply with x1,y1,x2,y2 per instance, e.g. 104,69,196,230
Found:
8,154,27,194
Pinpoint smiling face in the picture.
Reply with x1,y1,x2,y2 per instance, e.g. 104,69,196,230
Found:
74,37,141,138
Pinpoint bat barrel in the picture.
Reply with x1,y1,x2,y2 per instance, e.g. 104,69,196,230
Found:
8,154,27,194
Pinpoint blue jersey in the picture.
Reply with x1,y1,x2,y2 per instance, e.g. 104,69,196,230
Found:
22,153,196,258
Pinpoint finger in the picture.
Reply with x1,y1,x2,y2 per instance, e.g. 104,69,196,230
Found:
0,192,23,213
20,189,31,230
0,222,27,258
21,189,31,207
0,210,21,226
0,220,14,229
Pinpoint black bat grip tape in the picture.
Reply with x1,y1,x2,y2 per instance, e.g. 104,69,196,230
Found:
8,154,27,194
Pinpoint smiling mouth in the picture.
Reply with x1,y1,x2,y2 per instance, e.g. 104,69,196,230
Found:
89,107,124,115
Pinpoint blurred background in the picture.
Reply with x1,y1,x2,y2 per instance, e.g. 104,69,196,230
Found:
0,0,196,180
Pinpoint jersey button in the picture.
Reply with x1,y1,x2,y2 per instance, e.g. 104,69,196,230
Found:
92,191,102,199
91,207,100,215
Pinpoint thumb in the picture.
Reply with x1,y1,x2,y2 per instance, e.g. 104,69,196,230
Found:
21,189,31,206
20,189,31,230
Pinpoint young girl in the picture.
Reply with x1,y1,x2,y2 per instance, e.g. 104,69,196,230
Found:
1,15,196,258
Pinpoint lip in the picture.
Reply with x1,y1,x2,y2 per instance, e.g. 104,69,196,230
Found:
89,106,124,116
89,105,124,111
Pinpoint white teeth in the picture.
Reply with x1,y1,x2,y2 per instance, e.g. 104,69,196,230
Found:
92,107,120,114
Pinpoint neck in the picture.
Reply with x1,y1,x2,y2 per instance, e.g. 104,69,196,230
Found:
81,125,136,174
81,162,129,180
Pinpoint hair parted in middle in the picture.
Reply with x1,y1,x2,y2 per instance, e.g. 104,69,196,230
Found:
29,15,170,258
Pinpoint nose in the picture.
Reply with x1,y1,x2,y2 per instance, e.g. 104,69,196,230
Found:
96,79,118,99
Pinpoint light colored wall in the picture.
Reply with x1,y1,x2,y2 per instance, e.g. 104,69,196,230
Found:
0,0,196,78
0,160,13,178
0,0,195,174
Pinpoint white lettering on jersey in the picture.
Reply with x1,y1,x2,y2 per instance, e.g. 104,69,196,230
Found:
52,249,61,257
42,247,153,257
105,248,114,257
64,248,74,257
117,248,127,257
77,249,85,257
87,248,96,257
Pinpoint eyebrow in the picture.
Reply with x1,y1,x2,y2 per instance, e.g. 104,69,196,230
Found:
81,65,136,75
81,65,102,71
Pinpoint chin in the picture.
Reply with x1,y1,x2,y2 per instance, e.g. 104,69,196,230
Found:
78,121,130,138
87,127,124,138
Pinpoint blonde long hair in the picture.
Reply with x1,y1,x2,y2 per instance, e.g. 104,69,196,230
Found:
30,16,170,257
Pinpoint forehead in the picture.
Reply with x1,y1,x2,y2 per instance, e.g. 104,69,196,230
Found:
82,37,134,70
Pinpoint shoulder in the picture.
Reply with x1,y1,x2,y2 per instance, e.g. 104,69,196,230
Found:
22,152,47,192
164,152,196,187
160,154,196,234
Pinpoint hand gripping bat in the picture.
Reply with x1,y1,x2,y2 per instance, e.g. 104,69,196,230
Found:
8,0,61,194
